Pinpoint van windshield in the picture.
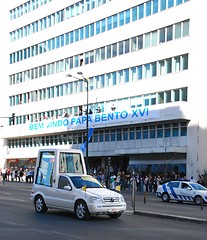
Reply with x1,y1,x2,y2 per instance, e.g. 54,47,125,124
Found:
59,152,84,174
70,176,103,189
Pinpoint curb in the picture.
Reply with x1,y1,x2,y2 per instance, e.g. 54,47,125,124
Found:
134,210,207,224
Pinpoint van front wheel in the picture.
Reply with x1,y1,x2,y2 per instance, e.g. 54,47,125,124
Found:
35,195,48,213
75,200,90,220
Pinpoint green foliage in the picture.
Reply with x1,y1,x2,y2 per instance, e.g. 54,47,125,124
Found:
199,170,207,187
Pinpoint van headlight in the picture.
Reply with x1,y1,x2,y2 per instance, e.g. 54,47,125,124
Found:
120,196,125,202
89,196,101,203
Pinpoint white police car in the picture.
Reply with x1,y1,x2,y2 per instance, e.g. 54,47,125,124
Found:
157,181,207,205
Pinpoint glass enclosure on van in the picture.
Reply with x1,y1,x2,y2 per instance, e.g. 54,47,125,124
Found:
36,150,85,187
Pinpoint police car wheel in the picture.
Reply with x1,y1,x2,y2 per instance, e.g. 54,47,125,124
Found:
194,195,202,205
161,192,170,202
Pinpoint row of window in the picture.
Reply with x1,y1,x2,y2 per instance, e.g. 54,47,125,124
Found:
9,0,189,63
10,0,53,20
11,87,187,125
8,121,188,149
9,20,189,85
10,0,110,40
9,53,188,107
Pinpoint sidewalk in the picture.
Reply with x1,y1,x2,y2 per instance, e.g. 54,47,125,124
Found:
122,190,207,224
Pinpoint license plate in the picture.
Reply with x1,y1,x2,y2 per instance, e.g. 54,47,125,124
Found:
109,208,119,213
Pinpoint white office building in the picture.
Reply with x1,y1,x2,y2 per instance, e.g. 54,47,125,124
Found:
0,0,206,181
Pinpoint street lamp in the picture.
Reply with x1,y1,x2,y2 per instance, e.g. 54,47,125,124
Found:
66,72,89,172
77,72,89,172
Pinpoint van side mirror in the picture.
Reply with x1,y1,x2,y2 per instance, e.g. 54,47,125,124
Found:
64,186,72,191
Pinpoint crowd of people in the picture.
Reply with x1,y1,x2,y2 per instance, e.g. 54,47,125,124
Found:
88,164,167,193
1,164,198,191
88,164,196,193
0,167,34,183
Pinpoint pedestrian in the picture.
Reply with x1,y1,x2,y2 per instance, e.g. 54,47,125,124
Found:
11,169,15,181
19,168,24,181
120,171,126,190
109,172,116,190
7,168,11,181
153,176,158,193
2,167,6,185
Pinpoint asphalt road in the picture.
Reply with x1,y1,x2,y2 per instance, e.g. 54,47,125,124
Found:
0,181,207,240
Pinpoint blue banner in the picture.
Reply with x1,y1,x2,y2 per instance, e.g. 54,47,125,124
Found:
80,128,94,152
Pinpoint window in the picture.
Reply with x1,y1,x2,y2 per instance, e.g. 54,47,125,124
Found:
126,9,130,24
111,130,115,141
150,125,155,138
101,19,106,32
136,127,141,139
146,1,151,16
157,124,163,138
168,0,174,8
181,87,187,101
173,55,179,71
112,43,117,57
152,31,158,46
113,14,118,28
132,6,138,21
183,20,189,36
172,123,179,137
129,127,135,140
153,0,158,13
105,130,110,141
123,128,128,140
159,28,165,43
138,4,144,19
58,176,70,189
165,90,171,103
173,89,180,101
96,21,100,34
182,54,188,70
165,123,171,137
167,25,173,41
160,0,166,11
106,45,111,59
175,22,181,39
107,16,112,30
143,126,148,139
138,35,143,49
181,122,187,136
36,151,55,187
145,32,151,48
117,129,122,141
119,11,124,26
119,41,124,55
166,58,172,73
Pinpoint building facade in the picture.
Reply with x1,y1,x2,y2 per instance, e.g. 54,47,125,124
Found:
0,0,206,181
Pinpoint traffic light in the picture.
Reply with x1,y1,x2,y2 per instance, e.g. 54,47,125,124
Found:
10,113,15,125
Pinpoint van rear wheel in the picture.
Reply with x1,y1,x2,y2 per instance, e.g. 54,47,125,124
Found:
35,195,48,213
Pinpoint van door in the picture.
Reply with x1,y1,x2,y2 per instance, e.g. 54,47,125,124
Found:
49,176,74,210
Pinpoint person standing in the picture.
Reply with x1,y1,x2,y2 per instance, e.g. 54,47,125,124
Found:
2,167,6,185
109,172,116,190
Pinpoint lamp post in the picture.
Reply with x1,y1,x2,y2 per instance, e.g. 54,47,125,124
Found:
66,72,89,172
77,72,89,172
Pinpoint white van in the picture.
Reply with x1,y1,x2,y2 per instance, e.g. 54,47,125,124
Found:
31,148,126,220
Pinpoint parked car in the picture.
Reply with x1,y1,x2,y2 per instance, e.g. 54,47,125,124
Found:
157,181,207,205
31,174,126,220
